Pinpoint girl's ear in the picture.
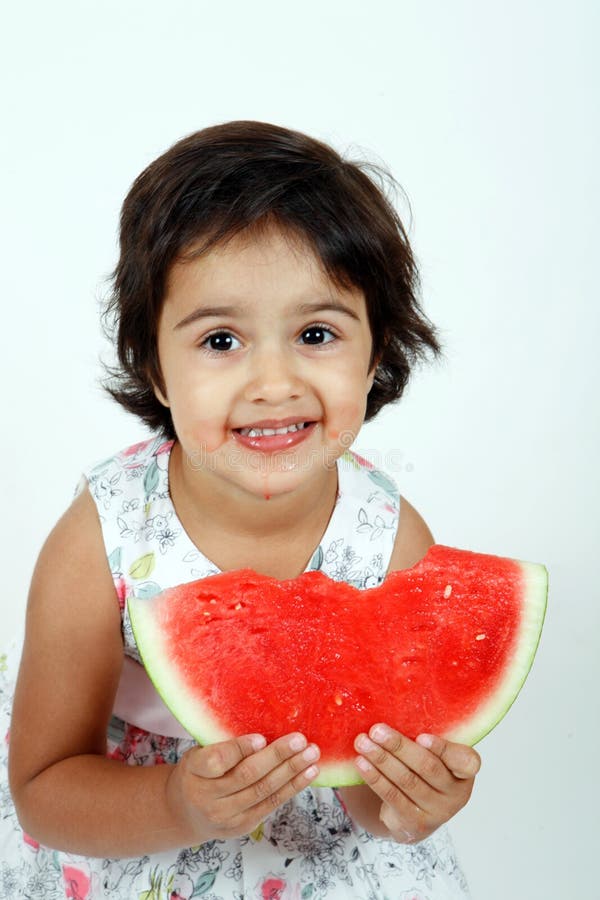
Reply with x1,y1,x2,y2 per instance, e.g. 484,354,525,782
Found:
147,367,170,408
153,384,170,408
367,352,382,392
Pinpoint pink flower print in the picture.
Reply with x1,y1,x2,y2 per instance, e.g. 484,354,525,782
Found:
106,743,126,761
261,877,287,900
155,440,173,474
22,831,40,851
352,451,374,470
168,872,194,900
122,441,148,458
113,575,127,609
62,865,91,900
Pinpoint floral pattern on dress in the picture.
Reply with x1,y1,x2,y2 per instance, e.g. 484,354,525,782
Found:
0,437,471,899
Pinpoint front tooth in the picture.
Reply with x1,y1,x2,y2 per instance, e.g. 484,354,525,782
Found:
243,423,303,437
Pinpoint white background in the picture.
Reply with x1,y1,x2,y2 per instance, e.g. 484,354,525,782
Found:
1,1,598,896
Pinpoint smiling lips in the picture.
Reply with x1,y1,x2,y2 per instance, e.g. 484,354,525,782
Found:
234,416,316,432
232,421,317,452
236,422,310,437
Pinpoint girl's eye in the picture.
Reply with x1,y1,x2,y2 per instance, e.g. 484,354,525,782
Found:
300,324,337,346
200,331,242,355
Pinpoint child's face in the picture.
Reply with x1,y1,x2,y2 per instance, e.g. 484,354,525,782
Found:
154,224,379,498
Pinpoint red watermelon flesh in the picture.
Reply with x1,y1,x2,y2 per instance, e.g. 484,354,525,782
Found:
129,544,547,786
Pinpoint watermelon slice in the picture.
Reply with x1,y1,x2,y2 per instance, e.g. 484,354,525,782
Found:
129,545,547,786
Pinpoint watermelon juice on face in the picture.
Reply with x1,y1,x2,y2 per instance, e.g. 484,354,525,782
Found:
152,224,378,518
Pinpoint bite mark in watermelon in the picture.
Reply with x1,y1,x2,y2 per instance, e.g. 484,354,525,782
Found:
129,545,548,786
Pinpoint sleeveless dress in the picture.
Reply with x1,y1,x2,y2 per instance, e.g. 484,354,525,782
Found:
0,435,471,900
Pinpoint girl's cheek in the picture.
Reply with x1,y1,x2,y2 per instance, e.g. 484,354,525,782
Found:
171,409,228,457
193,420,230,454
328,395,367,428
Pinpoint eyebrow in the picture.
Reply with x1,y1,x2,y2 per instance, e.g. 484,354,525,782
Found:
174,301,361,330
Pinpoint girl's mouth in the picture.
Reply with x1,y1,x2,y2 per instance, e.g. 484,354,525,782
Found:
232,421,317,452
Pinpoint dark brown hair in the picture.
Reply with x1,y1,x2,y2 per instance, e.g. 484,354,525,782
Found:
101,120,442,439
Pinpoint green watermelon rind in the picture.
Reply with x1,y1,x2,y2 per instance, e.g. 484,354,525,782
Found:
128,555,548,788
129,592,233,743
443,559,548,746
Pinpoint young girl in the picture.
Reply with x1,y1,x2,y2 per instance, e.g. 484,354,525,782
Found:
0,121,481,899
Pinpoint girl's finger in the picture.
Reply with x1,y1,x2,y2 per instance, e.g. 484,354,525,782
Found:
354,734,439,812
358,725,454,792
188,733,268,781
415,733,481,780
224,733,320,811
228,752,320,826
353,751,431,835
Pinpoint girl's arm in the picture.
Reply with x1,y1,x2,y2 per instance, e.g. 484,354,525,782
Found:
336,497,480,842
8,486,194,855
9,486,320,857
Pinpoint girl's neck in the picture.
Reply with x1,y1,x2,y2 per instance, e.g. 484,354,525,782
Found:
168,441,339,566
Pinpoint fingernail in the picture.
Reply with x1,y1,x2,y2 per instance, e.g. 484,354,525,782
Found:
465,753,481,776
251,734,267,751
370,724,391,742
416,734,433,749
304,765,319,780
303,744,319,762
289,734,307,752
356,734,376,752
356,756,372,772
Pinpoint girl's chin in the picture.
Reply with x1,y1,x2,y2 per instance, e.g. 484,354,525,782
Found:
179,428,348,476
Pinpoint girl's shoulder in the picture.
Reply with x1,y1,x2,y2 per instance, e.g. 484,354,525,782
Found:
78,435,173,491
30,480,122,619
75,435,173,518
20,436,171,632
342,448,435,576
387,494,435,574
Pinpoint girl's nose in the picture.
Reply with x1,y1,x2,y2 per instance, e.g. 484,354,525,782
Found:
242,343,306,404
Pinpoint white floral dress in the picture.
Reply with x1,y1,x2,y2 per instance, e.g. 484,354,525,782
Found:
0,436,471,899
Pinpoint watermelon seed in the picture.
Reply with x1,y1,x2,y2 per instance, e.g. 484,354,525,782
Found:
444,584,452,598
476,633,486,640
209,599,217,605
334,694,343,706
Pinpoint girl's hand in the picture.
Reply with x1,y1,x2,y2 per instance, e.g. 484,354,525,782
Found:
354,724,481,844
166,732,320,842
